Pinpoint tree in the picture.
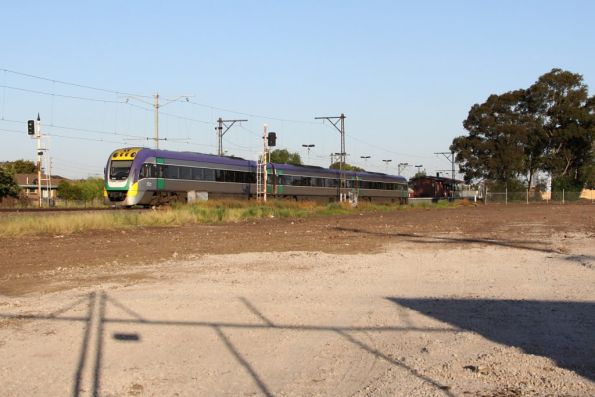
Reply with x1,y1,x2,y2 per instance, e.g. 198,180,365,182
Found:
270,149,302,165
79,178,104,201
451,69,594,188
329,162,365,172
0,167,20,200
1,159,37,174
56,180,82,201
451,90,529,183
527,69,594,188
56,178,104,201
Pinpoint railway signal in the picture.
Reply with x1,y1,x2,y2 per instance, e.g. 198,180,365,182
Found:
267,132,277,147
27,120,35,135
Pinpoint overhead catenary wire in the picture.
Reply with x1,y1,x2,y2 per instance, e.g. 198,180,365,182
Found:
1,118,149,140
2,66,437,172
0,84,123,104
0,68,151,98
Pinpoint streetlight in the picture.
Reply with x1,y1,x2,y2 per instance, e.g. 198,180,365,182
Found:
397,162,409,176
382,159,392,170
302,144,315,163
414,164,424,175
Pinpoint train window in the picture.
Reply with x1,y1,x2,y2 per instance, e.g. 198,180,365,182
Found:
165,165,179,179
179,166,192,180
109,160,133,181
157,164,166,178
202,168,214,181
223,170,235,182
214,170,224,182
139,163,156,179
192,168,203,180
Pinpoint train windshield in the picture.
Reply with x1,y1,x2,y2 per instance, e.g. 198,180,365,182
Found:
110,160,133,180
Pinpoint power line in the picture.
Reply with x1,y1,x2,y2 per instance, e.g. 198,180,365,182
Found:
1,68,150,98
345,132,434,159
1,118,148,139
124,101,211,125
0,84,122,104
187,99,318,125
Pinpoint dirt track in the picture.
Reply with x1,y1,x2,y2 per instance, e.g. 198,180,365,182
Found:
0,204,594,396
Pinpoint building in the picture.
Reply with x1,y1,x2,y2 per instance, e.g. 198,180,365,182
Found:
14,173,68,203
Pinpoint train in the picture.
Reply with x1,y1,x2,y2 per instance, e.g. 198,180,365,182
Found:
103,147,409,206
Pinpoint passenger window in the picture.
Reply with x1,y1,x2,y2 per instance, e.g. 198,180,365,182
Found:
192,168,203,180
179,167,192,180
165,165,179,179
204,169,215,181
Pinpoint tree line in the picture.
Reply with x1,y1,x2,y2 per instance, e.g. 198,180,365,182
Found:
0,159,104,202
451,69,594,190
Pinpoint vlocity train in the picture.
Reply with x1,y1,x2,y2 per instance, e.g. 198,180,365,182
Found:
104,147,408,206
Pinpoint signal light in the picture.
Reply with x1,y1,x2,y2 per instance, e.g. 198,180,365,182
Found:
27,120,35,135
267,132,276,147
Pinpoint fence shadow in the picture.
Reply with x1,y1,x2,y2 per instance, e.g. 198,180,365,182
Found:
388,298,595,382
0,293,459,397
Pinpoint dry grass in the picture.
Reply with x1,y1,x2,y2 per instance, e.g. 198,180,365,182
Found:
0,199,462,237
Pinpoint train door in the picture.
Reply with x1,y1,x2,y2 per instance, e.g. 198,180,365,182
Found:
156,157,165,190
276,169,284,195
266,164,277,195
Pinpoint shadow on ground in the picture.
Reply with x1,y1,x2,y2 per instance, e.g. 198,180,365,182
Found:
2,293,457,397
389,297,595,382
333,226,559,253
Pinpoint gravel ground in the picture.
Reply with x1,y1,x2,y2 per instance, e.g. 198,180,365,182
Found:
0,204,594,396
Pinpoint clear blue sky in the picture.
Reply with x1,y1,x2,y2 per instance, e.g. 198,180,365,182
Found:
1,1,594,179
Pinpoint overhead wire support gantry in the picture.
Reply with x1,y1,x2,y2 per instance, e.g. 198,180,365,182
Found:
125,93,191,149
315,113,347,202
216,118,248,156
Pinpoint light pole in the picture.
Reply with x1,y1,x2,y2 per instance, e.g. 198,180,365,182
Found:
414,164,424,176
360,155,370,168
382,159,392,170
398,162,409,176
302,144,315,163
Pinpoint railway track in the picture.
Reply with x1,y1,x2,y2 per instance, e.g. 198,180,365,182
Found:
0,206,145,214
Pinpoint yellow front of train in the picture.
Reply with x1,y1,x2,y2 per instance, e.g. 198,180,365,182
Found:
104,147,143,206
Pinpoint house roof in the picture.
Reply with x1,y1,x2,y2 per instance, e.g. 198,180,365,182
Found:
14,173,69,186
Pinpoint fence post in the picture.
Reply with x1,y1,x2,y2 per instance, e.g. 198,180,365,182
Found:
562,189,565,205
526,189,529,205
505,186,508,205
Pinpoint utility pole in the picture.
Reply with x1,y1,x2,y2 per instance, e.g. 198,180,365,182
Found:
397,162,410,176
126,93,190,149
256,124,270,202
302,144,315,162
216,118,248,156
435,151,456,199
435,151,456,181
35,114,42,208
315,113,346,201
153,94,160,149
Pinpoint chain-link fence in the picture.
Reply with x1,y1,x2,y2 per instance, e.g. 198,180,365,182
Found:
485,189,594,204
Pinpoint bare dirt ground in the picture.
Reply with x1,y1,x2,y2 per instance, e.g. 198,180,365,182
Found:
0,204,594,396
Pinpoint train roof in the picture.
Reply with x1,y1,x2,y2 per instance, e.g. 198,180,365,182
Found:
119,147,407,183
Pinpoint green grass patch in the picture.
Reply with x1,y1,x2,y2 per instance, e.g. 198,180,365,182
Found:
0,199,463,237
